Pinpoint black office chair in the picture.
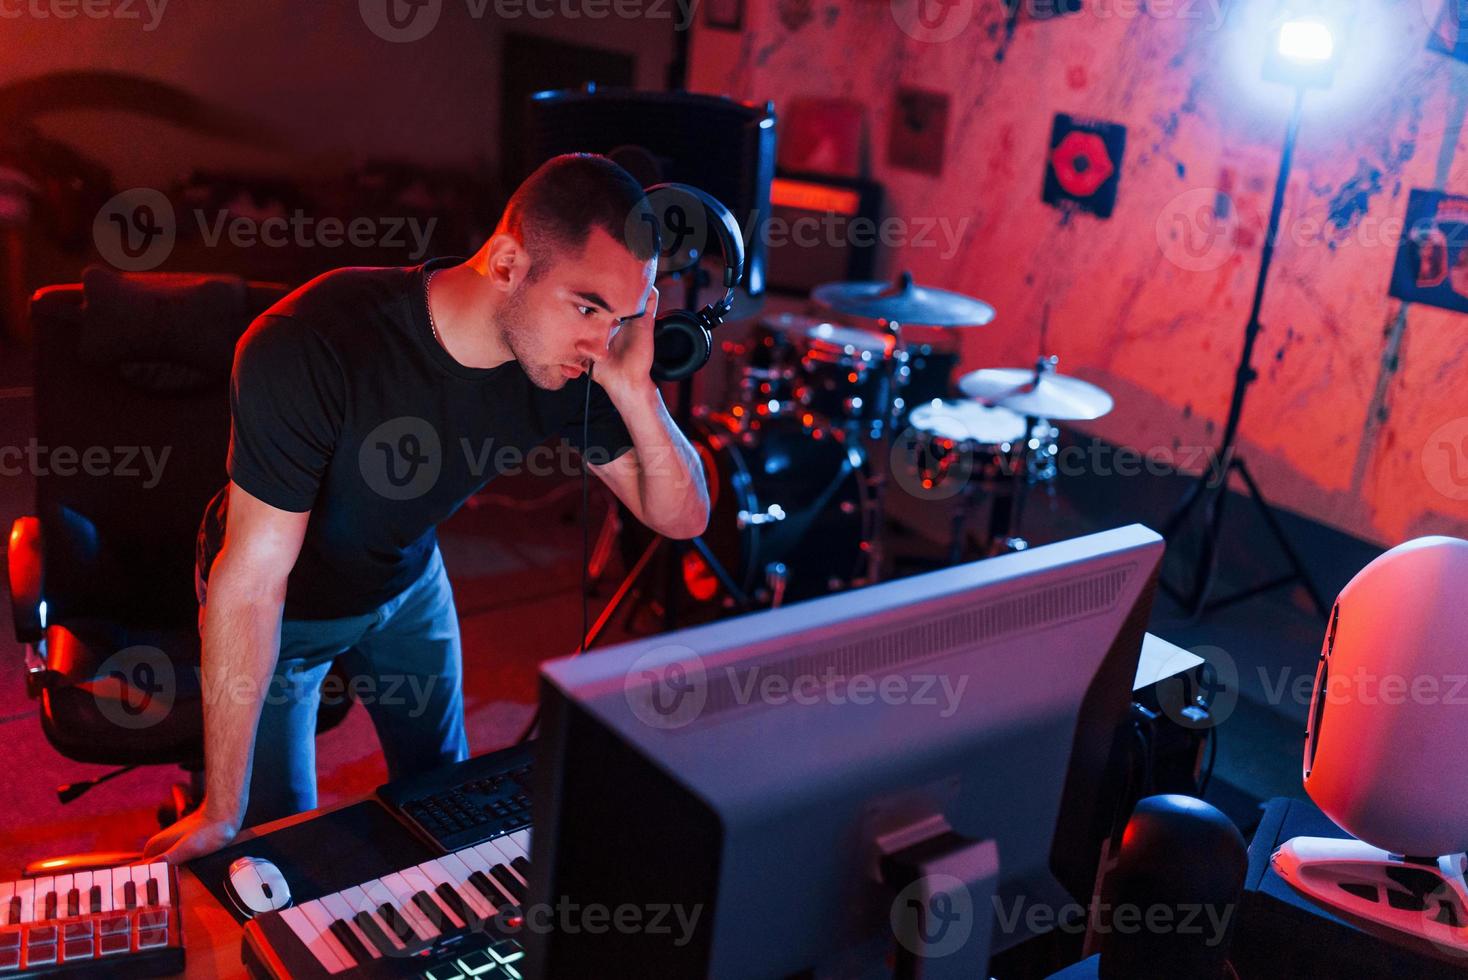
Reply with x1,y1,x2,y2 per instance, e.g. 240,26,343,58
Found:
7,266,354,847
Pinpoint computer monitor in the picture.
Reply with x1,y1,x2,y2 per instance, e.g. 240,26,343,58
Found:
525,525,1163,978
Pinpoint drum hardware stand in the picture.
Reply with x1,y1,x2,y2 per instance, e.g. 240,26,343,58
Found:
585,264,754,638
1160,87,1329,622
861,313,906,584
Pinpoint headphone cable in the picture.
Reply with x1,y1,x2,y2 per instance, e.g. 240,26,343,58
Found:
514,365,593,746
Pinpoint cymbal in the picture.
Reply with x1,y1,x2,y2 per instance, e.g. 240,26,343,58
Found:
958,367,1114,421
812,271,996,328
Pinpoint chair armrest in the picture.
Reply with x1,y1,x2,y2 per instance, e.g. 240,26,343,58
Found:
8,516,44,644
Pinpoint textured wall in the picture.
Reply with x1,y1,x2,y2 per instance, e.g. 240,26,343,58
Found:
691,0,1468,545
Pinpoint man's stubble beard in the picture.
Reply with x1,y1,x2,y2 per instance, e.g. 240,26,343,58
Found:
499,282,567,391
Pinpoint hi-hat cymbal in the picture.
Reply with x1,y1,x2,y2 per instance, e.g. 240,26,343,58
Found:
812,271,996,328
958,367,1115,421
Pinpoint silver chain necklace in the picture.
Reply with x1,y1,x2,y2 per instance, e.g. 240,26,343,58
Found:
424,269,443,349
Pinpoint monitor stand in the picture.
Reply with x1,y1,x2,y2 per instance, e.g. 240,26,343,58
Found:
877,815,1000,980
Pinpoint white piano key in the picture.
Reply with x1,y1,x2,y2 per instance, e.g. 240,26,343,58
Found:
337,885,403,952
360,878,418,947
299,899,359,969
72,872,91,915
0,881,12,917
380,872,438,941
13,880,33,924
509,827,531,858
129,864,151,897
481,838,527,889
30,877,53,921
280,904,348,975
109,867,130,910
402,866,463,931
318,892,380,960
147,862,171,906
93,869,113,913
420,857,492,922
50,874,74,917
467,848,519,907
454,847,506,908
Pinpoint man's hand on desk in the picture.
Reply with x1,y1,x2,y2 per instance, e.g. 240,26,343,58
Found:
142,804,240,864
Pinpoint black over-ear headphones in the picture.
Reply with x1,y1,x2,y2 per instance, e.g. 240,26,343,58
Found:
642,182,745,382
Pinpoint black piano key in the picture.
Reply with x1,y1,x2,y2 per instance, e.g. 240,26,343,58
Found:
122,880,137,910
353,911,397,956
510,856,531,879
328,918,372,964
490,865,527,903
66,889,79,917
6,897,18,924
145,878,159,907
434,883,477,926
411,891,458,932
467,871,502,908
42,891,57,920
88,886,102,914
378,903,419,944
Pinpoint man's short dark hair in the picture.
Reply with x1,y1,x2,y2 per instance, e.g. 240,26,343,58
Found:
498,153,659,280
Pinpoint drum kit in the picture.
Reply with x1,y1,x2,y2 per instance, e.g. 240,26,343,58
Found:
615,270,1117,622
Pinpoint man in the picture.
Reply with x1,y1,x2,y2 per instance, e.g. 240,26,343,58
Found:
143,154,710,863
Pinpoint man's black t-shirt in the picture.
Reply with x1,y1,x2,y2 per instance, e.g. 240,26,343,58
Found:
197,257,634,620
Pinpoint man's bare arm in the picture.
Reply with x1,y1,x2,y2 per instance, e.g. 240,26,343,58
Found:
142,481,308,863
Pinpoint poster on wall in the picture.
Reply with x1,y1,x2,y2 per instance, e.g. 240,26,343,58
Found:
888,88,950,177
1043,113,1126,219
1390,189,1468,314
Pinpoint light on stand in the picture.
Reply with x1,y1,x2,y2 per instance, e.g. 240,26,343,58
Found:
1161,4,1348,618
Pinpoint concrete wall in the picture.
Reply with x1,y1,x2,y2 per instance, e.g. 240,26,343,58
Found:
689,0,1468,546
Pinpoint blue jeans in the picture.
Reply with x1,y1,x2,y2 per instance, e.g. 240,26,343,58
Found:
199,547,469,829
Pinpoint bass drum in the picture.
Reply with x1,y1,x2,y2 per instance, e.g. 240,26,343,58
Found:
622,412,875,614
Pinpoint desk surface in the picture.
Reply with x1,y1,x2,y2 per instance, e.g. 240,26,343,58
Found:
167,632,1201,979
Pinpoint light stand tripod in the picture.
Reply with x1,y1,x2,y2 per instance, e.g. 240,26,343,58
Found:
1161,85,1329,621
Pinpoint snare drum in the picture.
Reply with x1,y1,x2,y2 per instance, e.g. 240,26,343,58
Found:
897,400,1061,499
895,400,1030,498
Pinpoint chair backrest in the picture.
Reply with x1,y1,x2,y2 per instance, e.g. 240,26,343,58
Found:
30,267,289,628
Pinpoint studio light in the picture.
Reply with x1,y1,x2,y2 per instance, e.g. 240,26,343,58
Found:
1163,2,1352,618
1277,19,1334,64
1264,8,1345,87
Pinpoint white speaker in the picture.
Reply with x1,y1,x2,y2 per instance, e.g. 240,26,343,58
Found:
1272,536,1468,959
